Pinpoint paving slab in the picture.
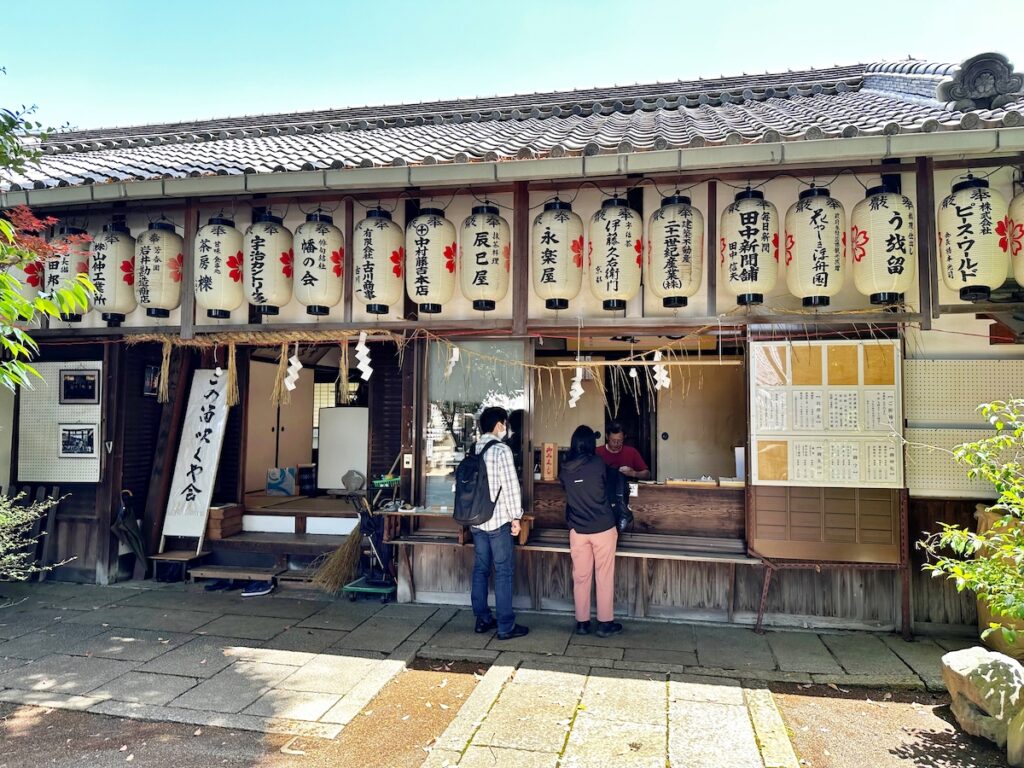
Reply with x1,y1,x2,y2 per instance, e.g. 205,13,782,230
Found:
378,603,440,622
333,616,420,653
426,609,495,650
565,643,624,661
296,601,384,631
766,631,843,674
242,688,342,721
484,612,573,656
934,635,978,652
317,643,417,726
810,672,926,690
0,608,71,639
421,748,465,768
622,647,698,667
0,656,28,675
417,646,501,664
433,654,521,752
193,614,296,641
745,687,800,768
472,690,578,753
820,633,914,677
579,668,666,725
218,645,315,667
668,699,763,768
170,660,296,713
684,665,813,684
138,635,256,678
65,605,218,633
0,688,107,711
0,623,108,659
694,625,778,671
513,660,591,685
669,672,745,706
276,653,381,694
407,605,458,643
568,619,696,653
262,626,347,654
561,713,666,768
458,745,559,768
87,671,201,705
0,653,137,695
67,628,193,662
881,635,948,690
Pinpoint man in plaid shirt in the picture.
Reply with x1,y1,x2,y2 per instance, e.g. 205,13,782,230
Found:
470,406,529,640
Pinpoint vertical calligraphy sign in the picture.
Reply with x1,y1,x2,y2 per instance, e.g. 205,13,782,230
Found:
163,370,230,551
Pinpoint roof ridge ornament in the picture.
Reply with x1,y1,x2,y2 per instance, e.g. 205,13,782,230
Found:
938,52,1024,110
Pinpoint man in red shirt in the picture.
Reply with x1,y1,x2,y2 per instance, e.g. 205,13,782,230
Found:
596,422,651,480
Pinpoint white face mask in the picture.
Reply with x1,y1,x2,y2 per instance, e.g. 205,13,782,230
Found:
495,424,507,440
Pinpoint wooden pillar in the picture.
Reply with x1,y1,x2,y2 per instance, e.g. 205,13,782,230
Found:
94,340,125,584
180,199,197,340
914,156,936,328
511,182,530,337
706,180,718,317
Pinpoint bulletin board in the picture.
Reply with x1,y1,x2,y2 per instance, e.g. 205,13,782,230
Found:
905,427,996,499
749,340,903,488
317,407,369,489
17,360,103,483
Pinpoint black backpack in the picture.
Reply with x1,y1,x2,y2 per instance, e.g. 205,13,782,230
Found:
453,440,503,527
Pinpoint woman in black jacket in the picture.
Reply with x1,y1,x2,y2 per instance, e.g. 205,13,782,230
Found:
559,425,623,638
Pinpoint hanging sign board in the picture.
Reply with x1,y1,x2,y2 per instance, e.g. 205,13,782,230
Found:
163,369,230,548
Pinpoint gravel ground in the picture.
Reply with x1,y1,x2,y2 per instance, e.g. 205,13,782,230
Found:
772,683,1009,768
0,659,482,768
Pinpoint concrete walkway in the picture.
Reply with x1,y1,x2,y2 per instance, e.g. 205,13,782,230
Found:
0,581,972,766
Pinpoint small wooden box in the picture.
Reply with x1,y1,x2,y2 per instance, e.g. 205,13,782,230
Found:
206,504,243,540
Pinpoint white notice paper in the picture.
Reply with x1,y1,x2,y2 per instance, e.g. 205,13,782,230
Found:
793,390,824,431
792,440,825,483
864,390,897,433
756,390,787,431
827,391,860,431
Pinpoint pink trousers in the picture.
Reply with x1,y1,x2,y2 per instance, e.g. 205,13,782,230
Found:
569,527,617,622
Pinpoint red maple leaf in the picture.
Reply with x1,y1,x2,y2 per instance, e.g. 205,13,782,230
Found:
281,248,294,278
570,236,584,269
23,260,43,287
784,233,795,266
75,259,90,275
120,257,135,286
634,238,643,268
719,236,727,266
168,253,183,283
771,232,780,262
227,251,243,282
331,247,344,278
444,242,457,274
390,247,404,279
851,226,869,262
997,216,1024,256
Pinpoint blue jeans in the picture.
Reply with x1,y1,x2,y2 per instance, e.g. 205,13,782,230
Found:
470,523,515,634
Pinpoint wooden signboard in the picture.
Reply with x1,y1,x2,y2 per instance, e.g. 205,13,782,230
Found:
541,442,559,481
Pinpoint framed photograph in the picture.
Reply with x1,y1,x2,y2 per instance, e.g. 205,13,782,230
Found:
59,423,98,459
59,369,100,405
143,365,160,398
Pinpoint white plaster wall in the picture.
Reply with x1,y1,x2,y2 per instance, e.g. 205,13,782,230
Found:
0,388,13,491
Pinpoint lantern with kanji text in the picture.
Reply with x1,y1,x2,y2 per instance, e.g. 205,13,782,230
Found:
135,221,183,318
850,184,916,305
937,177,1009,301
460,204,510,311
91,220,137,326
194,216,244,319
353,209,404,315
293,212,344,316
784,188,846,307
720,190,779,306
46,226,90,322
647,195,703,308
531,200,583,311
244,213,294,315
405,208,456,314
588,198,642,311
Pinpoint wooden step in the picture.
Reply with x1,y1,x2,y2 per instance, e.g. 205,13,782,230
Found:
151,550,209,562
189,565,284,582
209,531,349,556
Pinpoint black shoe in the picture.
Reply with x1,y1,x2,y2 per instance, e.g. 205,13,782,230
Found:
596,621,623,638
475,617,497,634
496,624,529,640
203,579,231,592
575,621,591,635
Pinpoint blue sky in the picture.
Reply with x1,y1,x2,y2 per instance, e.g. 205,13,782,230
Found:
3,0,1022,131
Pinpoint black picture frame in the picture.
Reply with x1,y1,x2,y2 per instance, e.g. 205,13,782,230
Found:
58,423,98,458
59,369,100,405
143,365,160,398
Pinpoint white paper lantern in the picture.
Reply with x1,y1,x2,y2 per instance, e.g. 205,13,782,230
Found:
353,209,404,315
406,208,456,314
135,221,183,318
1003,191,1024,286
647,195,703,308
531,200,583,311
720,190,779,306
46,226,90,322
588,198,642,311
194,216,244,319
244,213,294,315
785,188,846,307
937,177,1009,301
293,212,344,316
460,204,510,311
90,221,137,326
12,253,44,302
850,185,916,305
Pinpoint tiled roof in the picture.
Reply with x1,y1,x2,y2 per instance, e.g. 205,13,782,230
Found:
3,52,1022,193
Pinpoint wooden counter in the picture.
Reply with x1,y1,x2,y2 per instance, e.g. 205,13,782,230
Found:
532,481,745,540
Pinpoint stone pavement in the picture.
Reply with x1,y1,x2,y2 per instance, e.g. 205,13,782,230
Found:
0,581,974,766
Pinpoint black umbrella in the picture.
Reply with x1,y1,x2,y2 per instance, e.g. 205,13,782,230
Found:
111,490,147,579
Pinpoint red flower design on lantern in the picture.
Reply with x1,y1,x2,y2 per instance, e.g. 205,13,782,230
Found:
168,253,183,283
571,236,584,269
719,237,726,266
331,247,344,278
444,242,457,274
841,230,847,259
23,260,43,287
391,247,404,279
280,248,294,278
784,233,795,266
227,251,243,282
997,216,1024,256
772,232,780,262
587,240,593,270
851,226,869,262
120,256,135,286
75,259,90,275
503,244,511,273
634,238,642,268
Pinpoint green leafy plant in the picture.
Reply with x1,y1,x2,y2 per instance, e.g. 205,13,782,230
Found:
0,493,63,581
918,399,1024,643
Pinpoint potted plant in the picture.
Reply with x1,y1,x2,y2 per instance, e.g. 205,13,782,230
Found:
919,399,1024,658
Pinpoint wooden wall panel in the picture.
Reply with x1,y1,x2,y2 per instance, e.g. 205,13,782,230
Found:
369,345,404,481
648,560,732,612
910,497,978,628
121,344,164,504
